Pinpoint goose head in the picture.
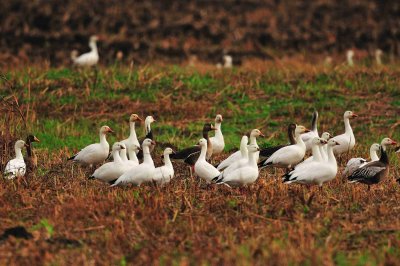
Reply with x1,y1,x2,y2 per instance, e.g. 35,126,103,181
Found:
215,114,223,123
295,125,310,135
223,55,233,68
327,139,340,147
130,144,141,152
370,143,380,152
100,126,114,134
27,135,40,143
344,111,358,119
312,137,327,146
130,114,143,123
163,147,175,156
203,123,217,132
112,142,126,151
247,144,260,153
240,135,249,145
321,132,332,140
198,138,207,147
142,138,156,148
145,116,156,124
250,129,265,138
346,50,354,61
380,137,397,147
15,140,28,149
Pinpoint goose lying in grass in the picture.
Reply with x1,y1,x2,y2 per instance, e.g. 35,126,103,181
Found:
259,123,296,160
219,135,248,176
210,114,225,155
112,139,156,186
348,138,397,189
170,123,216,168
332,111,357,156
343,143,380,177
89,142,127,184
68,125,113,167
4,140,28,179
194,138,221,183
213,144,260,187
153,148,175,186
301,111,319,152
292,137,328,171
25,134,40,173
120,114,142,158
282,139,340,187
71,35,99,67
258,125,309,170
217,129,264,171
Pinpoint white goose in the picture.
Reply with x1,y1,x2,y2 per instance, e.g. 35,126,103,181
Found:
68,125,113,166
120,143,140,168
217,129,264,171
283,139,340,187
375,49,383,65
347,50,354,66
259,125,309,170
89,142,127,184
301,111,319,152
194,138,221,183
120,114,142,157
219,135,248,176
4,140,28,179
71,35,99,67
153,148,175,186
343,143,380,177
303,132,332,163
213,144,260,187
210,114,225,155
293,137,328,171
112,139,156,186
332,111,357,155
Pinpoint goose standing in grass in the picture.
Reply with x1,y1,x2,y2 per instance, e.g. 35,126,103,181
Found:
375,49,383,65
292,137,328,171
210,114,225,155
332,111,357,156
112,139,156,186
68,125,113,167
348,138,397,189
25,134,40,173
120,114,142,157
343,143,380,177
71,35,99,67
4,140,28,179
282,139,340,187
153,148,175,185
137,116,156,159
170,123,217,170
89,142,127,184
217,129,264,171
258,125,309,170
219,135,249,176
194,138,221,183
213,144,260,187
347,50,354,66
259,123,296,160
301,111,319,152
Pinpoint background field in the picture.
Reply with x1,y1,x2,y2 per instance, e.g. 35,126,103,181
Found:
1,62,400,265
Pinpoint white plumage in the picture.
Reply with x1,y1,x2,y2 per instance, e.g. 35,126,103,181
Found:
71,35,99,67
332,111,357,155
153,148,175,186
343,143,380,177
195,138,221,182
294,137,327,171
219,135,248,176
301,111,319,152
120,114,142,158
210,114,225,155
4,140,27,179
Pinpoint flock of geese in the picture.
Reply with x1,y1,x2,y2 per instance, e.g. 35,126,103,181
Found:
3,111,399,190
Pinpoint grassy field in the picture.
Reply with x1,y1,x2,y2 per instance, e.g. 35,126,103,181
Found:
1,61,400,265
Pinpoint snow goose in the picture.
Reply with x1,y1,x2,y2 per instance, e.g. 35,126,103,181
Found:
153,148,175,186
25,135,40,173
343,143,380,177
347,50,354,66
210,114,225,155
283,139,340,187
4,140,28,179
375,49,383,65
302,132,332,164
219,135,248,176
71,35,99,67
213,144,260,187
194,138,221,183
68,125,113,167
170,123,217,167
120,143,140,168
348,138,397,189
292,137,328,171
332,111,357,155
120,114,142,157
259,123,296,160
137,116,156,159
112,139,156,186
259,125,310,170
90,142,127,184
301,111,319,152
217,129,264,171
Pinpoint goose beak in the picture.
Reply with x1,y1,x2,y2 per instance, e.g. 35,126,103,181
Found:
107,128,114,133
351,114,358,118
259,132,265,137
256,147,260,151
151,140,156,145
171,150,176,155
335,141,340,146
24,143,29,148
304,128,311,133
34,136,40,142
120,146,125,149
391,140,397,145
138,116,143,121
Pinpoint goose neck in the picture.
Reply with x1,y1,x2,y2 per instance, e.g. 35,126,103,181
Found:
113,150,123,163
15,147,23,160
344,117,353,134
129,150,139,163
99,132,108,146
199,144,207,161
129,122,137,139
142,146,153,164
